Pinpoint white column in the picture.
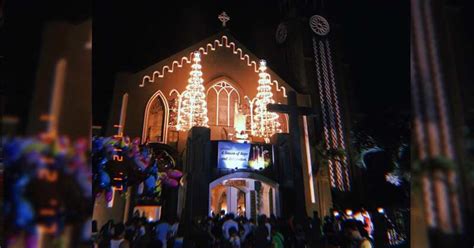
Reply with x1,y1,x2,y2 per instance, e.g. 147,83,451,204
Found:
245,191,251,219
226,186,239,215
261,185,270,217
245,180,255,219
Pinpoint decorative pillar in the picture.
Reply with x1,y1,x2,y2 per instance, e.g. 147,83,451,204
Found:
181,127,211,247
226,187,239,215
309,14,351,192
271,133,294,219
245,180,255,220
411,0,464,246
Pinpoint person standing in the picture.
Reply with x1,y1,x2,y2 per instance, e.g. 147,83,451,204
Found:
110,223,129,248
254,216,270,248
222,213,239,241
311,211,322,246
271,227,284,248
343,220,373,248
155,216,170,248
228,227,241,248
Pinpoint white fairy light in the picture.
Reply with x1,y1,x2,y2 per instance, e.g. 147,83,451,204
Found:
385,172,402,186
177,51,209,130
252,60,281,139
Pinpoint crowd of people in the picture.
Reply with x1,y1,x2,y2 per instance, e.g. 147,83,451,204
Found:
93,210,401,248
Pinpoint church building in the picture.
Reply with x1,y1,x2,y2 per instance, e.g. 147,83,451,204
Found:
94,11,348,229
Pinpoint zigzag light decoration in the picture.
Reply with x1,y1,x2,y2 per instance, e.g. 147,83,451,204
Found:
139,36,287,98
252,60,281,140
312,35,350,192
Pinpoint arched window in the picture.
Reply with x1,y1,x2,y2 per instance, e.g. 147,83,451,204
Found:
207,81,241,127
143,91,169,144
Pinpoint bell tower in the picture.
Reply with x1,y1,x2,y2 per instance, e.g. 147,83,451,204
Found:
275,0,355,214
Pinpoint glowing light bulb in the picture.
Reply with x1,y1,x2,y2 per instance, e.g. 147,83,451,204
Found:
345,209,353,216
252,59,281,139
177,51,209,130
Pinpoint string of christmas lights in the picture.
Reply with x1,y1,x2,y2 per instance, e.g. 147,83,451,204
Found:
139,36,287,97
176,52,209,131
252,60,281,139
312,35,351,191
312,37,336,188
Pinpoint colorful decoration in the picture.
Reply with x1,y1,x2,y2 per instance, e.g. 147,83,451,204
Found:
3,134,92,243
252,60,281,139
92,136,183,203
92,136,150,200
176,51,209,130
140,150,183,201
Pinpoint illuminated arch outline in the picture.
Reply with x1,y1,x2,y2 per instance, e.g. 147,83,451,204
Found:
208,172,280,216
139,35,288,98
142,90,170,144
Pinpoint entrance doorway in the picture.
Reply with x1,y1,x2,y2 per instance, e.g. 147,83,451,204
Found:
209,172,279,220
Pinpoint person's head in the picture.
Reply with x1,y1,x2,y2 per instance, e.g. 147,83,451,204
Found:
324,216,331,223
257,215,265,226
295,224,303,233
160,215,169,223
114,223,125,239
168,215,175,224
313,211,319,219
228,213,235,220
343,220,363,241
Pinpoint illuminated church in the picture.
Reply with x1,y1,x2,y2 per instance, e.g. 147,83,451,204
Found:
94,11,351,228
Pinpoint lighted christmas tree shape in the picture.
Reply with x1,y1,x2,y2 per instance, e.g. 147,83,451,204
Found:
253,60,281,139
177,51,209,130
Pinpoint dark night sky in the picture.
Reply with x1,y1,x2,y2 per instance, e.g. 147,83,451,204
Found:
92,0,410,128
2,0,473,135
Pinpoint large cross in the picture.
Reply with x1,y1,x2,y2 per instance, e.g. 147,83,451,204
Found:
218,11,230,27
267,90,316,223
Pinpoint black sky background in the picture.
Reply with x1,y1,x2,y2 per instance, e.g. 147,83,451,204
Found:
2,0,473,137
92,0,411,129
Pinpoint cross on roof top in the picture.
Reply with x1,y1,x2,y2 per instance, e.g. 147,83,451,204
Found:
218,11,230,27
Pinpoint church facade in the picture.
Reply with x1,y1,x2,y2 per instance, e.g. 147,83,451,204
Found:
96,28,335,225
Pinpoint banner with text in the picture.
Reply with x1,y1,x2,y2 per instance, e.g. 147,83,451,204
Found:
217,141,272,170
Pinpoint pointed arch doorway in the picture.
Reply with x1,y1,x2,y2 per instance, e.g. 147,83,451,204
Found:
142,90,169,144
209,172,280,220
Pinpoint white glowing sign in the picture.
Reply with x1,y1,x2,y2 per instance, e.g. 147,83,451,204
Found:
217,141,272,170
218,142,251,169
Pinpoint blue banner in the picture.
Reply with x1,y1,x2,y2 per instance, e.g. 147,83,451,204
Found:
217,141,272,170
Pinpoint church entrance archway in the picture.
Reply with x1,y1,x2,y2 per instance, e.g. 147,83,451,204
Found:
209,172,279,220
